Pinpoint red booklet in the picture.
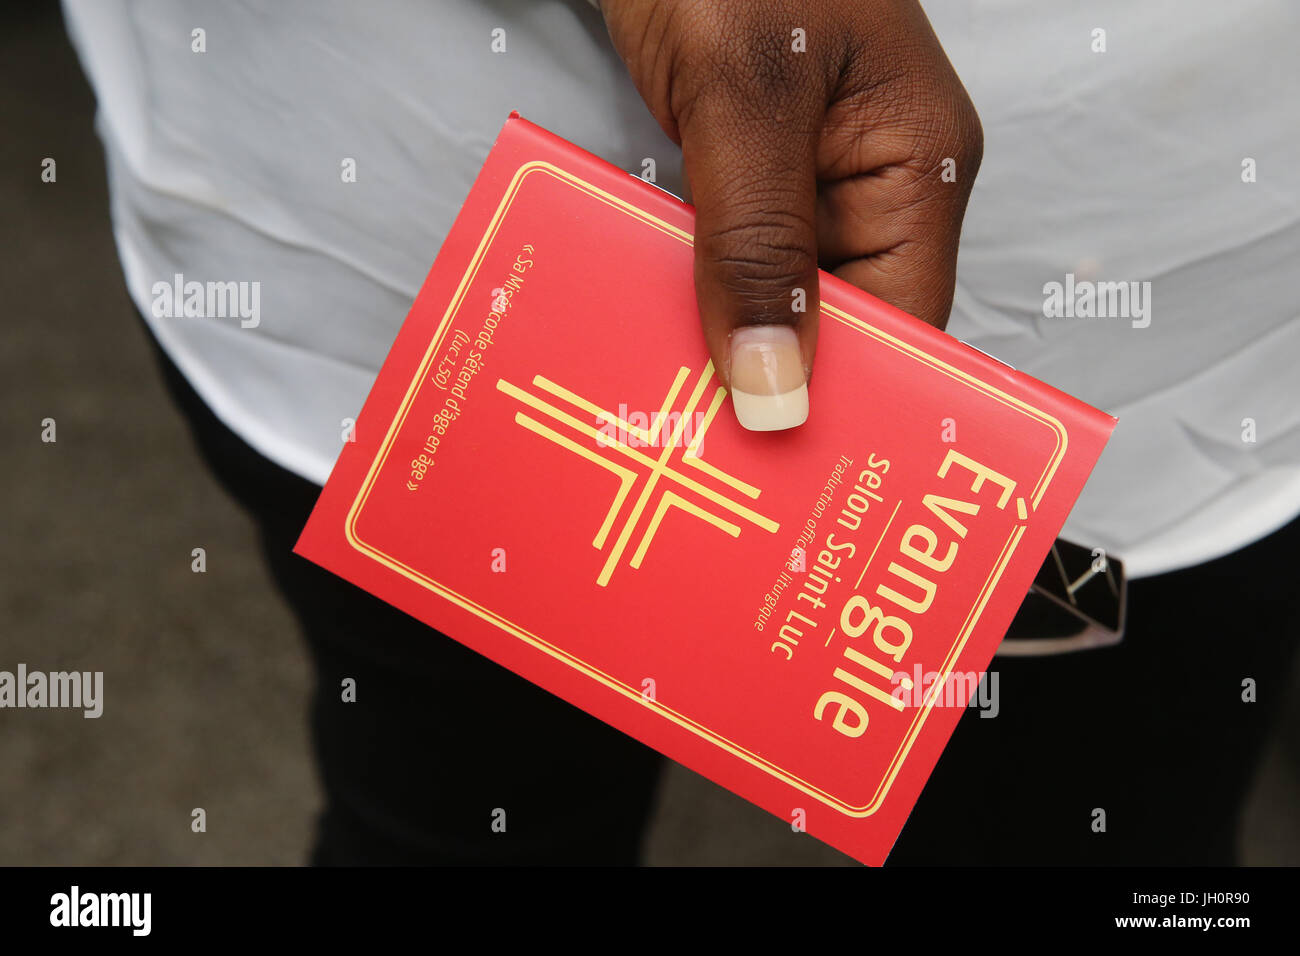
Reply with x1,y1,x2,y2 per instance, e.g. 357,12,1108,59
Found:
295,113,1117,865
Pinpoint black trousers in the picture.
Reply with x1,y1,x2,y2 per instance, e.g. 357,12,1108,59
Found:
147,323,1299,865
147,331,664,865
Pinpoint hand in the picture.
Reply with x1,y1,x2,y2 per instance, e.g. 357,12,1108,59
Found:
598,0,983,429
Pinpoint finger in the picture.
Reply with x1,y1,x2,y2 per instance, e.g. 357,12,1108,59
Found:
680,91,822,431
814,167,971,330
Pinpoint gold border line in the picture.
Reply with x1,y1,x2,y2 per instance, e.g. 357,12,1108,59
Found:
823,302,1067,508
341,160,1066,816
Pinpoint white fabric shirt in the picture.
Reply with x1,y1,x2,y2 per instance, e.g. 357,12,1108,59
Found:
64,0,1300,578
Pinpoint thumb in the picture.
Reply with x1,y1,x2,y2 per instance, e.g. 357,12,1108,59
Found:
681,99,821,432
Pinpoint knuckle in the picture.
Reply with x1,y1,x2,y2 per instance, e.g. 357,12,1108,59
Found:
961,103,985,174
905,88,984,188
702,209,817,307
941,92,983,170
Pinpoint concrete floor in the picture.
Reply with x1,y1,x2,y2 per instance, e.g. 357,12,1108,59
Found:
2,1,1294,867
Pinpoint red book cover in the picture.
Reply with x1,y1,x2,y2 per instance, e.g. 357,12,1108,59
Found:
295,113,1117,865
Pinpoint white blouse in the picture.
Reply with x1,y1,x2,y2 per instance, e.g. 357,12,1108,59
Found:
63,0,1300,578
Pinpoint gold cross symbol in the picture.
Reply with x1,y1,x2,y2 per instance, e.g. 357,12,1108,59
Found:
496,362,780,587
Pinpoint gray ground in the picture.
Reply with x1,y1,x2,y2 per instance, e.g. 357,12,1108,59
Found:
1,2,1294,866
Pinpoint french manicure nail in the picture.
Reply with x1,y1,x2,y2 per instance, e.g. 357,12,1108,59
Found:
728,325,809,431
